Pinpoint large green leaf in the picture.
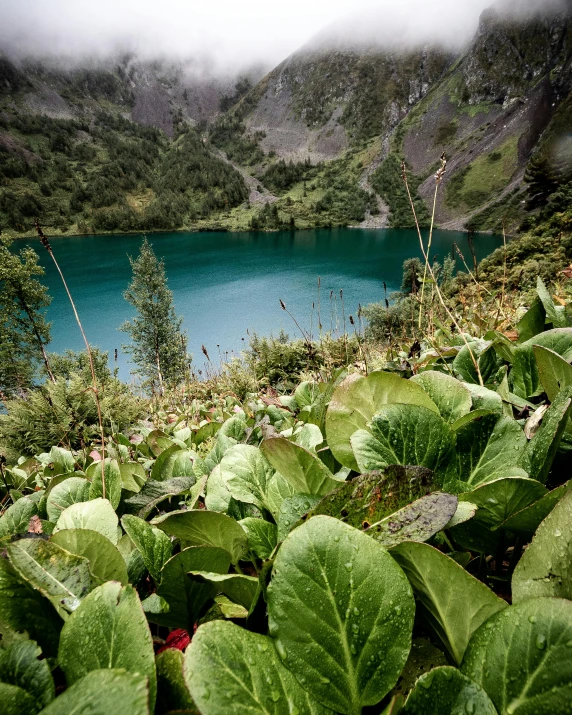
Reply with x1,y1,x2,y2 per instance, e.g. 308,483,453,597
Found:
46,477,91,523
326,371,439,470
366,492,458,548
390,542,507,665
40,669,149,715
119,462,147,493
58,581,156,708
51,528,129,584
302,466,434,533
7,538,99,615
219,444,275,509
125,477,197,519
263,470,297,519
260,436,340,496
519,386,572,483
122,515,173,583
276,494,321,541
512,490,572,602
0,683,37,715
189,572,259,611
450,414,527,487
0,639,54,712
267,516,415,714
151,445,196,482
0,558,62,657
402,666,497,715
152,509,248,564
500,480,572,537
411,371,472,424
512,329,572,399
351,405,455,480
536,276,566,328
156,649,197,715
0,497,38,538
461,598,572,715
185,620,330,714
89,459,122,509
156,546,231,629
534,345,572,402
516,296,546,343
239,517,277,559
53,498,119,544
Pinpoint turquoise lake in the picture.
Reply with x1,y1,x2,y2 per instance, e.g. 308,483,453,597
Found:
23,228,502,380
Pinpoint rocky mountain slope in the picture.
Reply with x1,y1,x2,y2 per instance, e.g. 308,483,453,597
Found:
0,1,570,236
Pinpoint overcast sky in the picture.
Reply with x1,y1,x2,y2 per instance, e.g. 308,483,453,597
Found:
0,0,562,72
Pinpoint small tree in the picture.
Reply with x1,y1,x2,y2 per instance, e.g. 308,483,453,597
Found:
121,238,189,394
0,237,53,401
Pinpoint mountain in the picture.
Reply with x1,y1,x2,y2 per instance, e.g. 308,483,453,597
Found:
0,2,570,237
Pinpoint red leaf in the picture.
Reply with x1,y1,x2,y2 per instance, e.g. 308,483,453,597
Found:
156,629,191,654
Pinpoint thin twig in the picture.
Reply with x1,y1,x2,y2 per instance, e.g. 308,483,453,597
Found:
35,220,106,497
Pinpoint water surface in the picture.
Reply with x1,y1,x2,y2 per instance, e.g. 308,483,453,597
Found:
23,228,502,380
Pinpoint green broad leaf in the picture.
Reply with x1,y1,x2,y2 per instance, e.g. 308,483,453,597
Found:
276,494,321,541
449,517,502,555
402,666,497,715
192,420,222,447
53,498,119,544
239,517,277,559
453,342,500,385
147,429,175,456
461,598,572,715
260,436,340,496
450,414,527,488
204,465,233,512
458,477,547,531
47,446,75,474
326,370,439,470
0,639,54,711
201,433,237,475
289,423,324,451
411,371,472,424
465,383,504,413
152,509,248,565
185,620,331,715
156,546,232,629
0,557,62,658
390,637,448,699
40,669,149,715
7,538,99,615
50,529,129,584
351,405,455,479
536,276,565,328
125,477,196,519
512,329,572,399
219,444,275,510
119,462,147,493
156,649,197,715
122,515,173,583
294,380,319,409
213,595,249,619
533,345,572,402
512,491,572,602
141,594,169,617
88,459,122,509
450,409,496,432
46,477,91,523
0,497,38,537
0,683,37,715
267,516,415,714
151,445,196,482
516,296,546,343
263,470,297,519
390,542,507,665
445,501,477,529
366,492,458,548
189,572,259,611
500,481,572,537
304,467,434,531
58,582,156,708
519,386,572,483
219,414,248,441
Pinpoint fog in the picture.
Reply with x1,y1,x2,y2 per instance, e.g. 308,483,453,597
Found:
0,0,568,73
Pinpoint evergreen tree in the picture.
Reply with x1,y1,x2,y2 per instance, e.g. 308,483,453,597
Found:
121,238,189,393
0,237,52,401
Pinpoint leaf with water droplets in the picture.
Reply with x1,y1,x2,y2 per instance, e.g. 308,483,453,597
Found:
239,517,278,559
188,572,259,611
156,648,198,714
461,597,572,715
58,581,156,708
390,542,507,665
402,666,496,714
411,371,472,424
500,480,572,537
45,477,91,523
53,497,119,544
512,490,572,602
268,515,415,714
121,515,173,583
185,620,329,714
0,639,54,711
0,683,38,715
39,668,149,715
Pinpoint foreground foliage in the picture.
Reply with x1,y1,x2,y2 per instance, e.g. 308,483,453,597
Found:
0,279,571,714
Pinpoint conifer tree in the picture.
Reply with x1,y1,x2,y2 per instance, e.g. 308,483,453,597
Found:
121,238,189,394
0,237,52,401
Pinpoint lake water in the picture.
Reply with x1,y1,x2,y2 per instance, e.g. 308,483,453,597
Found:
22,228,502,381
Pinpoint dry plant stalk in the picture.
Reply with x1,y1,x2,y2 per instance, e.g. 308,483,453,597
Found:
400,158,485,387
35,220,107,497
